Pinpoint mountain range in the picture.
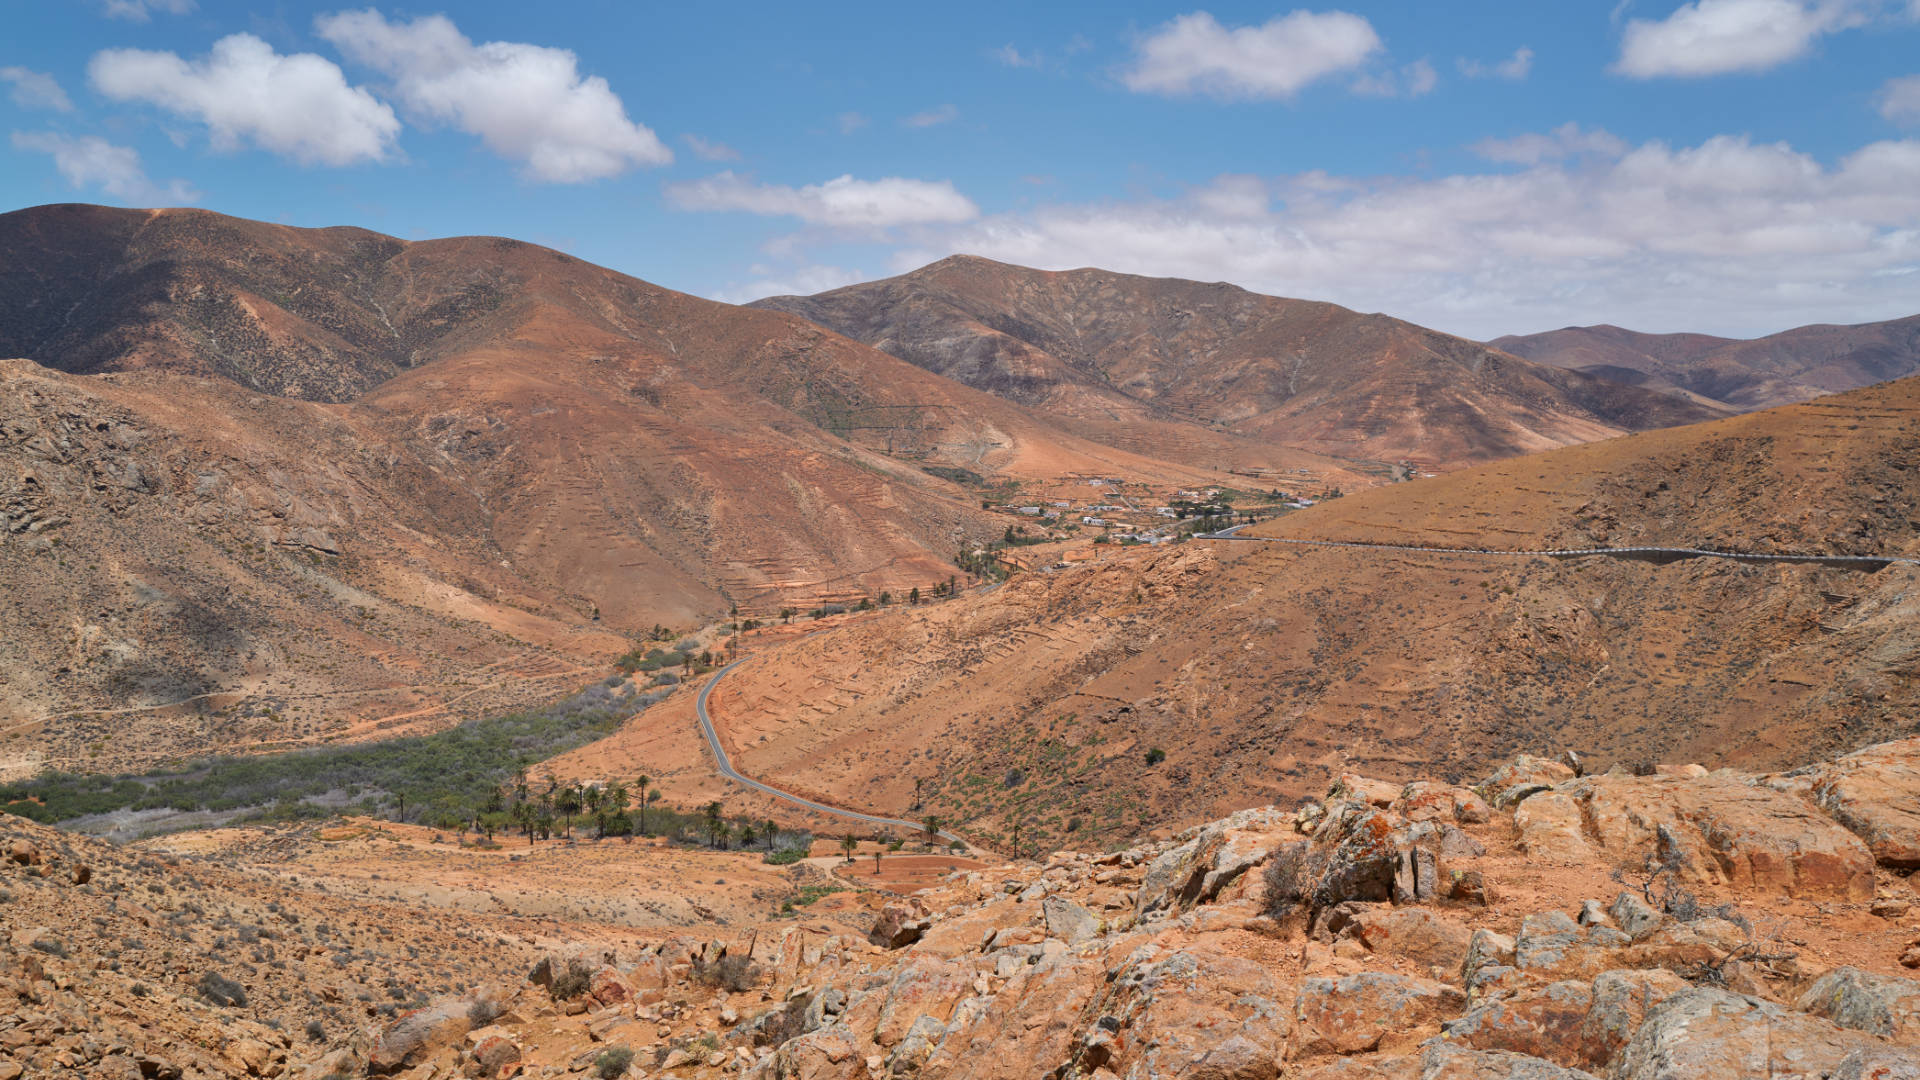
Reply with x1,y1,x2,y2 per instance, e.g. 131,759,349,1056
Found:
1493,315,1920,412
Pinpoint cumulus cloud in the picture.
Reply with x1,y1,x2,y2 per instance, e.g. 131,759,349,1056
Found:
102,0,194,21
1353,58,1437,98
315,9,669,182
883,131,1920,338
711,263,867,304
88,34,399,166
664,172,980,228
1614,0,1865,78
1121,10,1382,100
1880,74,1920,125
1473,122,1629,164
0,67,73,112
993,44,1044,69
903,104,959,128
1458,46,1534,79
682,134,740,161
11,131,198,205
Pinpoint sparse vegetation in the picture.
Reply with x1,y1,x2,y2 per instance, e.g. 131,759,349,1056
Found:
0,681,659,829
196,970,247,1008
594,1047,635,1079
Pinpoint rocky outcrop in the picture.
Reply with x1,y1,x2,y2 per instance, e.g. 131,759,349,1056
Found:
1799,737,1920,869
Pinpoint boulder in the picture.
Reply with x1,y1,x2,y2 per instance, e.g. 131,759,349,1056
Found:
1515,794,1594,863
869,904,930,950
369,996,476,1074
1612,987,1884,1080
1416,1041,1600,1080
1293,973,1466,1057
1042,896,1100,946
1134,807,1290,918
754,1023,862,1080
1482,756,1575,808
468,1034,520,1079
872,958,973,1048
5,839,39,866
1796,967,1920,1042
1084,948,1287,1080
1442,968,1689,1071
1348,908,1476,975
1567,773,1876,901
1832,1046,1920,1080
1334,774,1404,808
1802,736,1920,869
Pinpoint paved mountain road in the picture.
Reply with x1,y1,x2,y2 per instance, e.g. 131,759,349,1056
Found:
695,658,964,844
1198,524,1920,568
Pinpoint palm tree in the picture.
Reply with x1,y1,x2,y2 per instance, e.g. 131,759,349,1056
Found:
923,817,943,847
1009,819,1023,858
872,847,884,875
738,822,758,850
764,819,778,853
635,775,651,835
704,801,724,848
840,834,858,864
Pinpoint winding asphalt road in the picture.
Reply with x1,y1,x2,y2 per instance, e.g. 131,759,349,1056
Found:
695,658,964,844
1198,523,1920,567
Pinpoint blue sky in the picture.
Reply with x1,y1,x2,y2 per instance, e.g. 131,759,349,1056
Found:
3,1,1917,338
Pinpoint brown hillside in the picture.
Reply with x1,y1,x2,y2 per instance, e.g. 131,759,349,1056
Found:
0,205,1288,774
686,376,1920,855
754,255,1724,469
1494,314,1920,412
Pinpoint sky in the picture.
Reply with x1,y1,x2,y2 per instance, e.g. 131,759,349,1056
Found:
3,1,1918,339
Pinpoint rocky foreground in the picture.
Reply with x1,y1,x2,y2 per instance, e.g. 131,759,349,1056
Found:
4,736,1920,1079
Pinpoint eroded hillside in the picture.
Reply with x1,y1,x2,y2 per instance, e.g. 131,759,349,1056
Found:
693,377,1920,854
755,256,1723,470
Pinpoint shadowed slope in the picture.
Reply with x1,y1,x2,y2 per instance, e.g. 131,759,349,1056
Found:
755,255,1724,469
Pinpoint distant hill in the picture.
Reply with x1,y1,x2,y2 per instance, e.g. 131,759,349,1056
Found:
1492,315,1920,411
0,204,1241,773
707,373,1920,849
753,255,1724,469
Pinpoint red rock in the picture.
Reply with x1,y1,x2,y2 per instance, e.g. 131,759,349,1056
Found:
1567,774,1875,901
1293,973,1466,1058
1803,735,1920,869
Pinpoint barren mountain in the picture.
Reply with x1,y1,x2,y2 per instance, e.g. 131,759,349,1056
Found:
688,375,1920,856
0,205,1262,773
754,255,1723,469
1493,315,1920,412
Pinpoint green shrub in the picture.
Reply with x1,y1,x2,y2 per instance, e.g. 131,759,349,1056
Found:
594,1047,634,1079
197,970,248,1008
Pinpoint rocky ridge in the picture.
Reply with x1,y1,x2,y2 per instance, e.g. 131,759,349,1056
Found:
10,734,1916,1078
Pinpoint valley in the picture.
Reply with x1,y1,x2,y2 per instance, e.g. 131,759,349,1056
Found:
0,204,1918,1080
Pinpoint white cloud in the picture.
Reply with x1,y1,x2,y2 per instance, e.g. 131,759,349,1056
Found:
315,9,669,182
1121,10,1383,100
1459,46,1534,79
0,67,74,112
1474,122,1629,165
837,111,869,135
102,0,194,21
993,44,1044,69
903,104,959,128
11,131,198,205
664,172,980,228
1353,58,1437,98
879,131,1920,338
1880,74,1920,125
1614,0,1865,78
88,34,399,166
682,134,740,161
711,263,867,304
